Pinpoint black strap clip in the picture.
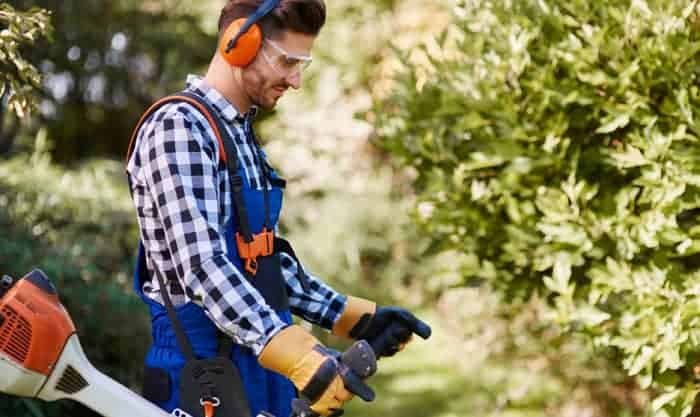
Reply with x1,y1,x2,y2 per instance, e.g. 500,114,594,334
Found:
231,175,244,192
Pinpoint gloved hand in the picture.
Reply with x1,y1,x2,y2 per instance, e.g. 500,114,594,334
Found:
355,307,432,357
332,297,432,358
258,325,353,416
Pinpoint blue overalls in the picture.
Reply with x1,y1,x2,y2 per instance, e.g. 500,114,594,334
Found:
130,96,296,417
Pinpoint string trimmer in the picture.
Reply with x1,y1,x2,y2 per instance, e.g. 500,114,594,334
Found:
0,269,377,417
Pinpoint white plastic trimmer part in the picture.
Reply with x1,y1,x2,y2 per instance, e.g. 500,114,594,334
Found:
0,351,47,397
37,334,171,417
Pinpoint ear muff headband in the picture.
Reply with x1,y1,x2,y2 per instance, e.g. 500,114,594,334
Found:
220,0,280,67
227,0,280,52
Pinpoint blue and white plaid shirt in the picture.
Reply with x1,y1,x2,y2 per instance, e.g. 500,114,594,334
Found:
127,75,347,355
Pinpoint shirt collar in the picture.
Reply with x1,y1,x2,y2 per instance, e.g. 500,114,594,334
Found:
184,74,258,124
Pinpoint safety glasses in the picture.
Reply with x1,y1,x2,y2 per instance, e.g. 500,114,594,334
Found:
261,39,313,76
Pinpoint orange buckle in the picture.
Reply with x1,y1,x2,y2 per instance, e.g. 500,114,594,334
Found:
200,397,220,417
235,228,274,275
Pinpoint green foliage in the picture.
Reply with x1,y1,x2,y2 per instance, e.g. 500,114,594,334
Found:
0,3,52,118
374,0,700,415
1,0,654,416
260,0,449,306
0,147,147,417
5,0,214,161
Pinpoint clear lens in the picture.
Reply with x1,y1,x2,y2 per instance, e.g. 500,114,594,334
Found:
263,40,312,75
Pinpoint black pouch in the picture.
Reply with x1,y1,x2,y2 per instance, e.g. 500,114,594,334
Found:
151,268,252,417
179,357,251,417
143,366,171,404
250,253,289,312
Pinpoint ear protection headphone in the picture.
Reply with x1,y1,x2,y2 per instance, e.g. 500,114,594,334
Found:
218,0,281,67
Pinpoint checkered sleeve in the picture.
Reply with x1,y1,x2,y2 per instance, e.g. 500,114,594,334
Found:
139,108,288,355
279,251,348,330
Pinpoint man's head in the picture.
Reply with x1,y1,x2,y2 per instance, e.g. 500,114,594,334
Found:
214,0,326,111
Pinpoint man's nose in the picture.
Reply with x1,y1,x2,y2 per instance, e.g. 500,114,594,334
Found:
285,70,302,90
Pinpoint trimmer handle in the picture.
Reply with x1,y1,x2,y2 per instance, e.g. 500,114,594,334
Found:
290,340,378,417
336,340,376,401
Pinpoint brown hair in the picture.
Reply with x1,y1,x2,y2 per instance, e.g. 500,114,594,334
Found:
218,0,326,40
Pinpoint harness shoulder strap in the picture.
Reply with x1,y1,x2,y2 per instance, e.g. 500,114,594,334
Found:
127,93,249,360
177,91,240,173
125,94,231,166
152,267,196,361
125,92,253,243
174,92,255,244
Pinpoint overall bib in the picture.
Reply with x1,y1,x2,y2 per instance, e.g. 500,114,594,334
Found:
129,94,296,417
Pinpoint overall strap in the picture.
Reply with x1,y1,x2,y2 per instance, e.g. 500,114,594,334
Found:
125,92,255,243
153,267,196,361
176,91,255,244
246,121,272,231
126,92,255,360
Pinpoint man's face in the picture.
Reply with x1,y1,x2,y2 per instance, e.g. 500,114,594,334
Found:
241,30,316,110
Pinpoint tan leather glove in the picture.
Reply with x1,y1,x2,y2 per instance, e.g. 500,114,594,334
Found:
258,325,353,416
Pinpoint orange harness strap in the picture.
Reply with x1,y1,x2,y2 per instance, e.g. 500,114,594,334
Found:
126,94,275,277
125,95,228,165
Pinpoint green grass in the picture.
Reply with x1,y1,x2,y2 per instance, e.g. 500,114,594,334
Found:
343,310,565,417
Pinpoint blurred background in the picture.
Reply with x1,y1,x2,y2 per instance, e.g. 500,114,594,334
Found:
3,1,700,416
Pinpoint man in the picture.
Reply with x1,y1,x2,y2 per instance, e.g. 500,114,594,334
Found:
126,1,430,416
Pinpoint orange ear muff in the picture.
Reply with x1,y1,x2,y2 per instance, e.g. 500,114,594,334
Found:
219,18,263,68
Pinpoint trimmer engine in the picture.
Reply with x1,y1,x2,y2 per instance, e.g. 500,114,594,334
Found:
0,269,76,397
0,269,171,417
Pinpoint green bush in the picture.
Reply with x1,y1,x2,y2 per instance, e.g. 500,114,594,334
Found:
374,0,700,415
437,288,649,417
0,148,148,417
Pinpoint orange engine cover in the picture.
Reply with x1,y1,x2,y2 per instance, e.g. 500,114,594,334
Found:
0,270,76,376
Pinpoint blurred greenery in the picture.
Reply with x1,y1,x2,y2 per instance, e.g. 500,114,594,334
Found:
0,147,148,417
348,304,645,417
0,0,686,417
374,0,700,415
5,0,214,161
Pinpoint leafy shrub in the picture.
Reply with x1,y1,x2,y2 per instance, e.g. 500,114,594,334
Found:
438,287,649,417
0,149,148,417
0,3,52,118
374,0,700,415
